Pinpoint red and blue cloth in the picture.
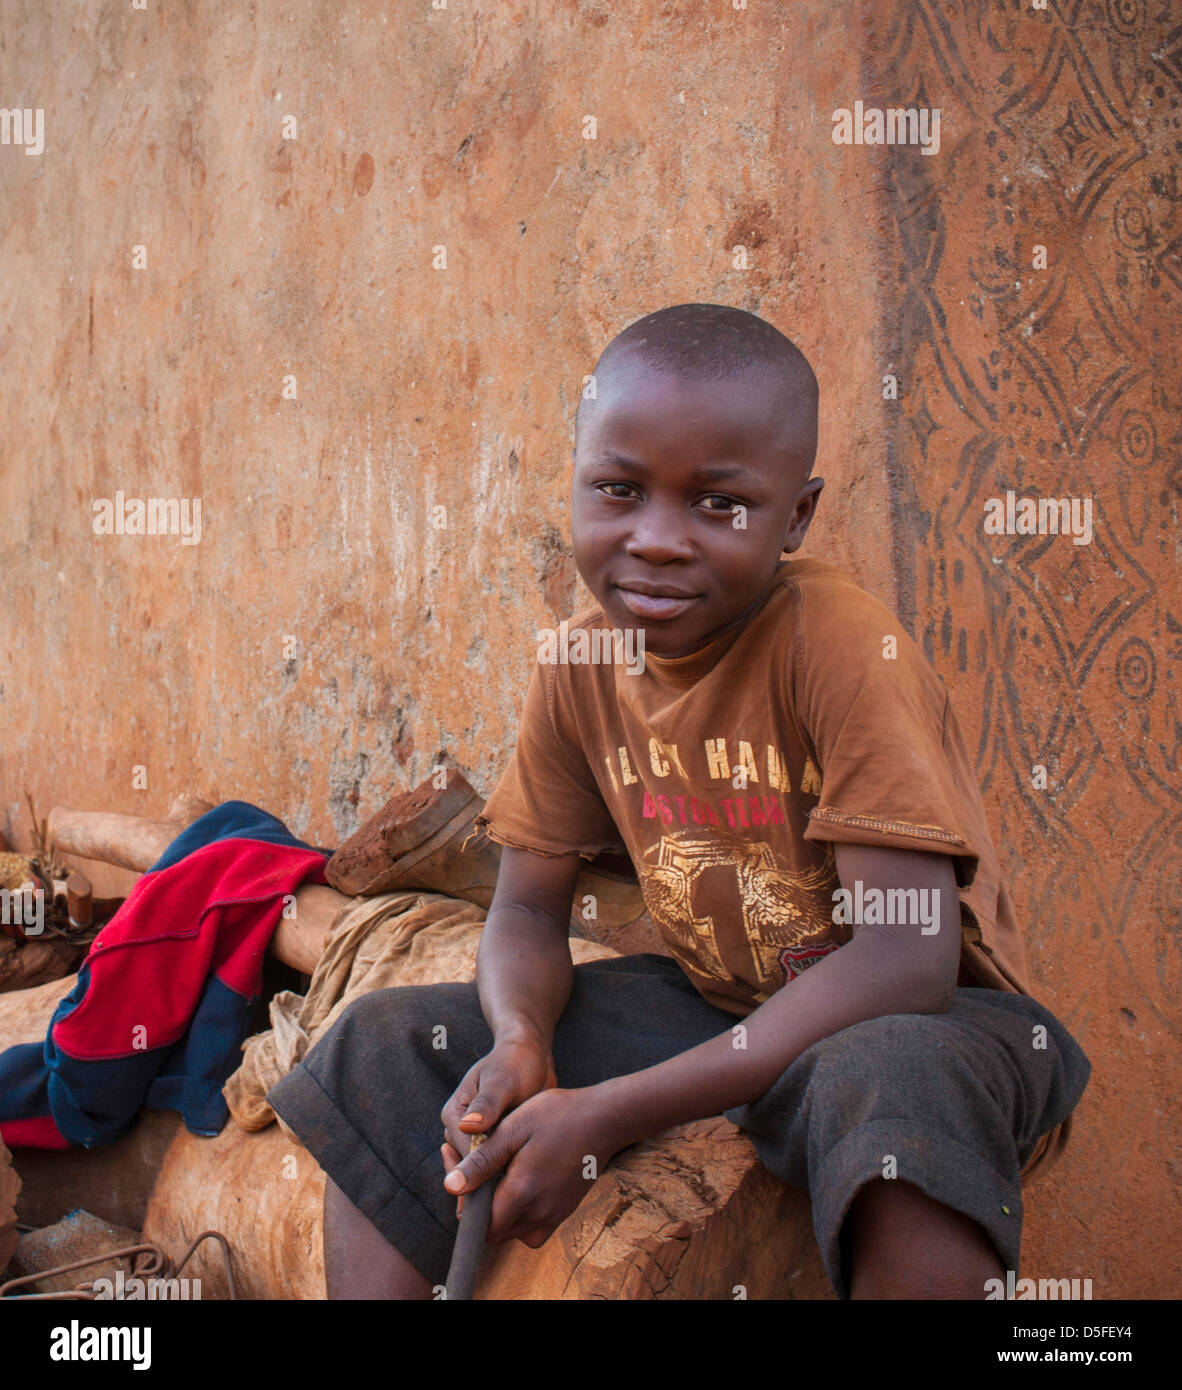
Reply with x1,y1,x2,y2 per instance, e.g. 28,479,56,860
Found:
0,802,330,1150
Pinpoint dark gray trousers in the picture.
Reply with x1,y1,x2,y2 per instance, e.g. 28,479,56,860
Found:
266,952,1090,1298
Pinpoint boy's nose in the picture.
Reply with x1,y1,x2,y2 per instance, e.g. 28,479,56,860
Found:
622,512,695,563
623,536,695,567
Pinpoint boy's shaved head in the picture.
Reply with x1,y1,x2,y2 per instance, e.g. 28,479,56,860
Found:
570,302,826,659
578,302,819,477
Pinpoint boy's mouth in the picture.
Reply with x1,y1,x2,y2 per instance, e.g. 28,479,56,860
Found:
614,582,700,621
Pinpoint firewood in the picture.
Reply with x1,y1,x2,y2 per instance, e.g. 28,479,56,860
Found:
0,1141,19,1274
476,1118,831,1300
139,1110,830,1300
46,808,175,875
66,872,93,928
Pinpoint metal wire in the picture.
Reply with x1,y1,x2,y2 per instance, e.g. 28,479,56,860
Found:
173,1230,237,1300
0,1229,236,1300
0,1242,165,1300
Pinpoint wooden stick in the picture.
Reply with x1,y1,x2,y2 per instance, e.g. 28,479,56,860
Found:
66,872,93,929
443,1132,496,1300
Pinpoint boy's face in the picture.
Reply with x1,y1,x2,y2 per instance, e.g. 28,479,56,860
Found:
570,356,822,659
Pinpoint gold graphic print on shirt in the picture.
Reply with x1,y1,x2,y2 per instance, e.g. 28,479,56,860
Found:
638,829,842,991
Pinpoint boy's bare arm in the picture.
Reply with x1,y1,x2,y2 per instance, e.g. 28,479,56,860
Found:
443,842,965,1247
596,841,962,1148
475,844,583,1046
439,845,582,1139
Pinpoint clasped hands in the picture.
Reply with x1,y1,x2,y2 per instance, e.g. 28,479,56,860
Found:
439,1035,626,1251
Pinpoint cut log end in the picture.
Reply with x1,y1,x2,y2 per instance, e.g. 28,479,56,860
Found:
67,871,94,928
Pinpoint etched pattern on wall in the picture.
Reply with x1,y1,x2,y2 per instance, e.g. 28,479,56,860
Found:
867,0,1179,1292
873,0,1178,1002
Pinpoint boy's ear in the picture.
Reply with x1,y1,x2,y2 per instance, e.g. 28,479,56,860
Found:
782,477,824,554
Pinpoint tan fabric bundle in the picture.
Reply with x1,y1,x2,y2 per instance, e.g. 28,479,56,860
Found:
224,889,617,1132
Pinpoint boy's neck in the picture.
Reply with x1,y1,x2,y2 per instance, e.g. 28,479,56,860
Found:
643,558,794,676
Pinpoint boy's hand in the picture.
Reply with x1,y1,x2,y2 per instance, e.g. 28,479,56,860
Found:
440,1086,623,1249
440,1034,557,1152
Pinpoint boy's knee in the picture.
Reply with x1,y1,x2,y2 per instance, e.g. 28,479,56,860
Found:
805,1010,955,1082
760,1011,980,1133
327,980,490,1077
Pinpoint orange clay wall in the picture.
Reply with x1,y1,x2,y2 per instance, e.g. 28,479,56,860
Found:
1,2,1177,1296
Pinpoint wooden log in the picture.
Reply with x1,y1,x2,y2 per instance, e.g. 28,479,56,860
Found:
45,807,348,975
141,1111,830,1300
45,797,212,876
0,1141,19,1273
0,977,183,1234
270,885,346,975
477,1118,832,1300
142,1122,325,1301
47,808,175,875
167,794,214,826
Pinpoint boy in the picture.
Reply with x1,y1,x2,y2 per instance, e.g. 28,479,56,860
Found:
268,303,1091,1299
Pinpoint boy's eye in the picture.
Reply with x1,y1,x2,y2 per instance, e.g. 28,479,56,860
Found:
595,484,741,511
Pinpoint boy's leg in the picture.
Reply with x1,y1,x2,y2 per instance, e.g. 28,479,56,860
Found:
844,1178,1004,1299
267,953,732,1298
727,987,1091,1300
324,1176,433,1299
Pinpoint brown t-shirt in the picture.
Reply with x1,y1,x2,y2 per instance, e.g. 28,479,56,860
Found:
475,558,1035,1017
473,557,1077,1178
